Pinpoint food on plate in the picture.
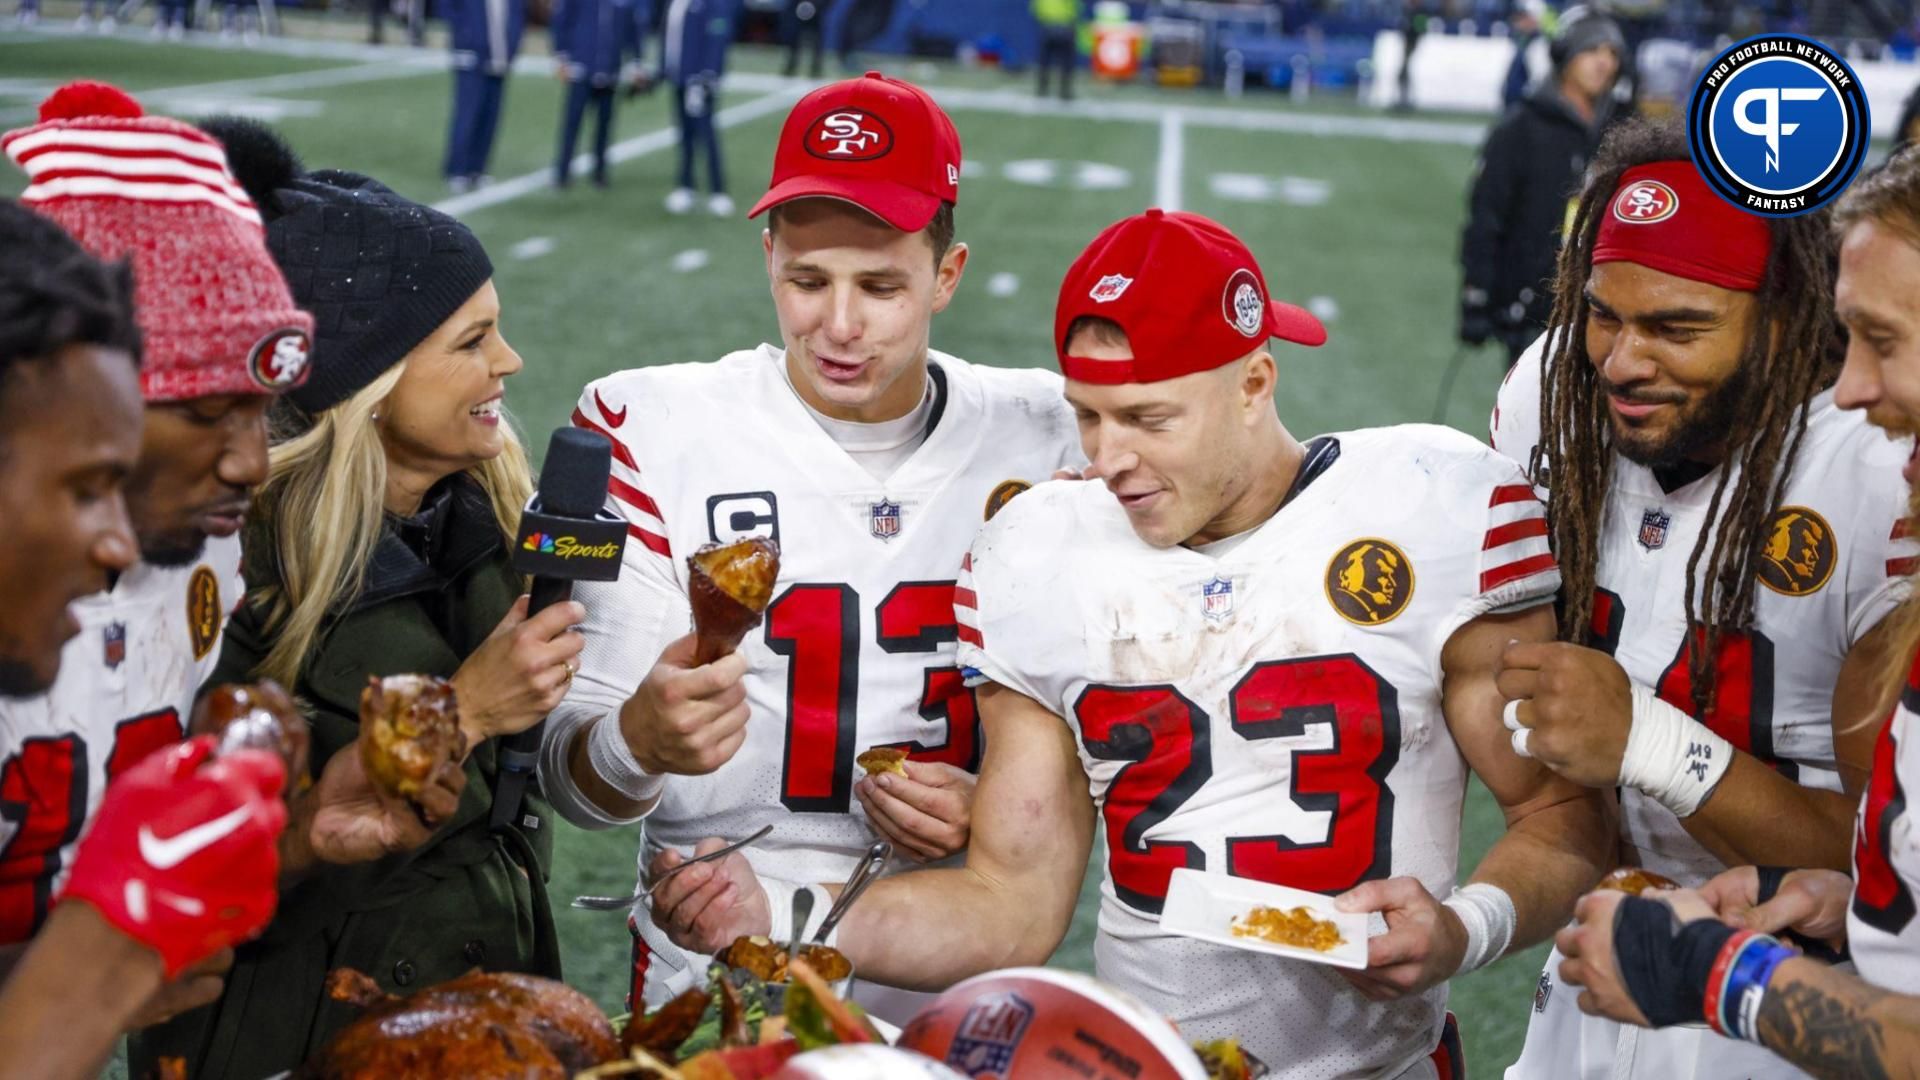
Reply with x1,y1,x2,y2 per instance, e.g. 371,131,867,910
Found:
1229,905,1345,952
584,958,879,1079
854,748,907,778
688,538,779,664
304,968,617,1079
357,674,463,803
1193,1038,1269,1080
190,679,312,792
722,936,853,984
1594,866,1681,896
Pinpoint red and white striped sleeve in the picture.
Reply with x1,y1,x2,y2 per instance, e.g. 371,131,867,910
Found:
953,526,1056,708
1479,477,1560,611
571,381,670,560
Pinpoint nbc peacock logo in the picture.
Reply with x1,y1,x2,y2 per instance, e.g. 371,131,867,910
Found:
523,532,556,554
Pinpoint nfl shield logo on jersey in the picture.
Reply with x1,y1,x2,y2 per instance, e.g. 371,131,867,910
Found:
102,621,126,670
1202,576,1234,620
1638,508,1671,551
946,991,1034,1075
870,499,902,541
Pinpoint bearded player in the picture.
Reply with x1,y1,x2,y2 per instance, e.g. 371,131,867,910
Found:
0,81,312,1003
1492,121,1916,1079
670,209,1616,1077
1538,148,1920,1080
539,73,1080,1016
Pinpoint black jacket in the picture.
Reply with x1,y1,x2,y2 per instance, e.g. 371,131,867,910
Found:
132,475,558,1080
1461,82,1613,342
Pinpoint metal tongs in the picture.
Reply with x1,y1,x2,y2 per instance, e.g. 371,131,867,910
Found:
571,823,775,911
812,840,890,943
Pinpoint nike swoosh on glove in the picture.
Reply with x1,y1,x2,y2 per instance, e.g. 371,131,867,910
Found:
58,735,287,977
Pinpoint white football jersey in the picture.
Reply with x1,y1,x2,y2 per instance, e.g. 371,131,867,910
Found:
1492,338,1915,884
1850,647,1920,994
955,426,1561,1077
0,535,243,945
1496,337,1913,1080
549,344,1079,1005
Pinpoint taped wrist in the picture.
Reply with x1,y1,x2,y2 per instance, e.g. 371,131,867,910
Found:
1444,882,1517,974
1613,895,1733,1028
588,712,665,803
764,879,834,946
1619,683,1732,818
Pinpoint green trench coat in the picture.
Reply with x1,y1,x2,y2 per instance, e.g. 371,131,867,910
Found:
131,477,560,1080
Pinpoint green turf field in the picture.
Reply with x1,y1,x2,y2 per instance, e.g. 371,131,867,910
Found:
0,22,1552,1075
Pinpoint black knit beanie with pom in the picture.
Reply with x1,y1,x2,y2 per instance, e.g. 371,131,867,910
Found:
198,115,493,417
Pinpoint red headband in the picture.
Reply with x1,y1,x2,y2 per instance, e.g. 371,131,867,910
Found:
1592,161,1772,292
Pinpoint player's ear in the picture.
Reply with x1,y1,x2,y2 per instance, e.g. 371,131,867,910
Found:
931,242,969,315
1239,348,1277,417
762,228,776,281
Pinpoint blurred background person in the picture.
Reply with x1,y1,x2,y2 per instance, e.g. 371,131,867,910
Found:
368,0,426,47
662,0,740,216
1501,0,1551,109
552,0,652,188
781,0,823,78
444,0,527,193
134,120,587,1080
1459,4,1623,366
1032,0,1081,101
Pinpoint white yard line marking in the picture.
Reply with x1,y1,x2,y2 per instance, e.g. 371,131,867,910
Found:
433,89,797,218
1156,110,1185,211
510,236,555,260
670,248,709,272
986,271,1020,298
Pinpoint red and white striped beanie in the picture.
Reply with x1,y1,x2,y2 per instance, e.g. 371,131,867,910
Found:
1,81,313,402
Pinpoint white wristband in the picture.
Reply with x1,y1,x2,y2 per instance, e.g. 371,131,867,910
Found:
587,712,666,804
763,880,835,947
1443,881,1516,974
1619,683,1732,819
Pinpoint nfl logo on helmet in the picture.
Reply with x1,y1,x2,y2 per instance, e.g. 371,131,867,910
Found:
870,499,902,541
946,991,1034,1076
1202,576,1234,620
1638,508,1671,551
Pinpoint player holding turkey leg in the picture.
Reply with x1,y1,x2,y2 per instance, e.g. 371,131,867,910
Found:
672,208,1616,1077
0,207,289,1080
538,73,1081,1021
0,82,312,1011
1491,119,1917,1080
1547,147,1920,1080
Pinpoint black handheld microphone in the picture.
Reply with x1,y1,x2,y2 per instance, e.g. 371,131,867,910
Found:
490,427,628,832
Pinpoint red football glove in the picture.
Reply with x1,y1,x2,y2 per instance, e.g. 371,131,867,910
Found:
58,735,288,977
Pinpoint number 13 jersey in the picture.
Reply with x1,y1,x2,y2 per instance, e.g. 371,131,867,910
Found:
955,425,1561,1079
551,345,1079,1004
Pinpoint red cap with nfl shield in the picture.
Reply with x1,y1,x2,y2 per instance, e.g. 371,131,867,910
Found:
748,71,961,232
1056,209,1326,385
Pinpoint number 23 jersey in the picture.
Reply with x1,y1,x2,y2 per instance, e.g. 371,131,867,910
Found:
955,425,1561,1079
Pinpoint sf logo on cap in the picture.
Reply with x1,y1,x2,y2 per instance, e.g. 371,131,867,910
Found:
248,327,311,389
807,110,893,161
1611,179,1679,224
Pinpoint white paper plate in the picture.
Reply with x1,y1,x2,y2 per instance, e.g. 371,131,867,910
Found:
1159,868,1370,970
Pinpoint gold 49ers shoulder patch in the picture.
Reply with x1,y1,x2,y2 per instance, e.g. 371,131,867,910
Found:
1758,506,1836,597
1326,538,1415,626
985,479,1032,521
186,565,222,660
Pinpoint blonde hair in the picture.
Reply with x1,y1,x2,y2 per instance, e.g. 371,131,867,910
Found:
248,363,534,686
1835,148,1920,696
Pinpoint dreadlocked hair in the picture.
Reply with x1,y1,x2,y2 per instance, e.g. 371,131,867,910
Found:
1536,118,1841,717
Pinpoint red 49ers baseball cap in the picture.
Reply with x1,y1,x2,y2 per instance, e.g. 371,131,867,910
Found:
1056,209,1326,385
748,71,961,233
